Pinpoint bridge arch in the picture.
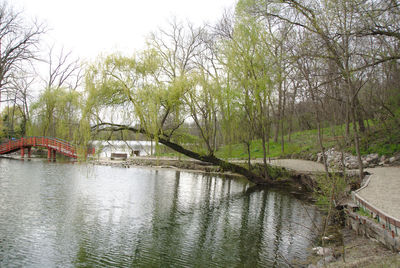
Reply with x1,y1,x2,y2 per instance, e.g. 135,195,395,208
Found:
0,137,94,159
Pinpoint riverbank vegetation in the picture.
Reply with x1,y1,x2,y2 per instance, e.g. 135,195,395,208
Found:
1,0,399,184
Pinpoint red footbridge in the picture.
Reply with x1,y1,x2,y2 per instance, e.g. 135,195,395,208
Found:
0,137,95,159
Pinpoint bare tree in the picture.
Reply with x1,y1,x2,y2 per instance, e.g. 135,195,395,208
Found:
43,45,82,90
244,0,370,179
8,70,35,135
0,2,45,104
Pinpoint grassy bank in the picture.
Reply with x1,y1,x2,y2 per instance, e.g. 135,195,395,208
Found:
215,121,400,160
154,120,400,172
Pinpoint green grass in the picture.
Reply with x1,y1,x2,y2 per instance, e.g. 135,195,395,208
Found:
156,119,400,160
356,126,400,156
216,120,400,160
216,139,302,159
215,126,342,160
357,207,373,218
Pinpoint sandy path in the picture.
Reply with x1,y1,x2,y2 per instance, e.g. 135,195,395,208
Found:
357,167,400,220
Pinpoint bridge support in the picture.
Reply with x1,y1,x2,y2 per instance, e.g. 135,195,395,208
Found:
28,147,31,158
47,149,56,161
20,147,24,158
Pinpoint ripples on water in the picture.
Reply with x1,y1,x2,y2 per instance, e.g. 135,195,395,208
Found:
0,159,320,267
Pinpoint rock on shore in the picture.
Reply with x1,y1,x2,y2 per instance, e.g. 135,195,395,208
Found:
316,148,400,169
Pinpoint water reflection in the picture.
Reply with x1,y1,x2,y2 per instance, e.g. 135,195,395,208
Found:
0,159,319,267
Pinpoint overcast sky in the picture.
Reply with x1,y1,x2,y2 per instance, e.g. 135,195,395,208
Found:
13,0,236,61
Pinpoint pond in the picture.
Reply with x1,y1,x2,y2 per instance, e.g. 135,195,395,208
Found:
0,158,320,267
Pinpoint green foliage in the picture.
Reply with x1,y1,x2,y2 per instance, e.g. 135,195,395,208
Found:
357,207,372,218
356,122,400,156
79,5,400,175
218,9,278,162
216,119,400,160
359,143,400,157
314,173,347,213
0,106,26,139
251,163,290,180
216,124,340,159
29,87,82,141
84,52,190,143
216,139,302,159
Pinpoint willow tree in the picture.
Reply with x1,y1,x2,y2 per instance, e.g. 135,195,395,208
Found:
29,87,81,140
84,39,273,184
184,71,220,155
0,105,26,138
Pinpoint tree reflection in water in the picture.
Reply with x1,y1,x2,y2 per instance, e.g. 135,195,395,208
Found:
0,160,319,267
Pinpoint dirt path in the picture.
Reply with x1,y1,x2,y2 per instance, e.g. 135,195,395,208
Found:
264,159,327,173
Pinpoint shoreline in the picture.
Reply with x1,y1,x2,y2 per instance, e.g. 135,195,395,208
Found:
93,156,242,176
92,157,247,180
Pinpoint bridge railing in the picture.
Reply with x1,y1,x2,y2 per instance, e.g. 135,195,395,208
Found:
0,139,22,153
27,137,77,157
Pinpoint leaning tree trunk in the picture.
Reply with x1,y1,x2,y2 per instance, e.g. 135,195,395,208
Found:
158,137,272,185
92,123,273,185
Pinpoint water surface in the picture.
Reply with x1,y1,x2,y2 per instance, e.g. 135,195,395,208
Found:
0,159,319,267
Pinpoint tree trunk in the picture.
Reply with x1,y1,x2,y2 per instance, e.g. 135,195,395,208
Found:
274,89,282,143
246,141,251,171
261,133,268,179
10,104,16,136
266,122,270,155
281,87,286,153
317,120,329,176
345,103,350,140
354,96,365,133
267,97,271,154
350,103,364,181
288,85,297,143
310,89,329,176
